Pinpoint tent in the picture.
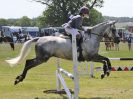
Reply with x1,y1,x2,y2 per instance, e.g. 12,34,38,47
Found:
2,26,22,37
22,27,39,37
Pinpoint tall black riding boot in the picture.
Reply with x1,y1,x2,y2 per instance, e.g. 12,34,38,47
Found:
77,38,84,61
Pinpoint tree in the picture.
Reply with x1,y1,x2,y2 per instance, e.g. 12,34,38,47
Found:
36,16,47,28
31,18,38,26
33,0,104,27
15,16,31,26
83,9,104,26
0,18,8,26
7,19,18,26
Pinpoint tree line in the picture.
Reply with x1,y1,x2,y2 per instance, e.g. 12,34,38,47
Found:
104,16,133,23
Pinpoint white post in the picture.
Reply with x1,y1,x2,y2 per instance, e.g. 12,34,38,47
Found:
72,33,79,99
56,58,61,91
90,61,94,78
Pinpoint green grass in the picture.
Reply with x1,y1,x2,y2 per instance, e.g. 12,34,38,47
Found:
0,42,133,99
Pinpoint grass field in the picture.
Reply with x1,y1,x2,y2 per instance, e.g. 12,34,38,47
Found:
0,42,133,99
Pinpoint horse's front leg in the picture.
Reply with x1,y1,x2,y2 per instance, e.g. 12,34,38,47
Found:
98,60,109,79
103,57,112,76
100,57,112,78
15,58,44,85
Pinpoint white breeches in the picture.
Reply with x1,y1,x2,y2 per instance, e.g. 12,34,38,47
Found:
65,28,79,36
65,27,85,37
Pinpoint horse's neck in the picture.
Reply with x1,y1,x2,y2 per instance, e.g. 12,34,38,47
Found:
92,23,109,40
84,28,107,47
88,31,104,42
92,22,107,30
83,33,101,49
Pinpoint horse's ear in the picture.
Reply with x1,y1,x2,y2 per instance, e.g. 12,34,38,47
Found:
112,20,117,25
108,20,117,25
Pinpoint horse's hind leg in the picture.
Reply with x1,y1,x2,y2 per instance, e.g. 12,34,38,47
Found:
91,55,112,79
14,57,49,85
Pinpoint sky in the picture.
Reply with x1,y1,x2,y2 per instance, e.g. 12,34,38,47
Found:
97,0,133,18
0,0,133,19
0,0,45,19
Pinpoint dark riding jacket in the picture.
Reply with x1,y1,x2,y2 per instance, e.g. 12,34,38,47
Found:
67,15,84,31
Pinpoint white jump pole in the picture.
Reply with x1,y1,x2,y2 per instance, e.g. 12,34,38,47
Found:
72,33,79,99
109,58,133,60
59,68,74,79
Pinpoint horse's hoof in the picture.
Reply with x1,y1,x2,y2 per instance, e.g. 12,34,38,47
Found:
14,78,21,85
101,74,105,79
14,80,18,85
14,75,23,85
106,72,110,76
15,75,20,79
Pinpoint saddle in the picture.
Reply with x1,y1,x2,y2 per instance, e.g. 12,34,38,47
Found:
58,33,70,39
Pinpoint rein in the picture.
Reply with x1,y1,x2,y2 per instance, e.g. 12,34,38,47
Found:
86,32,105,38
86,27,113,38
90,32,104,37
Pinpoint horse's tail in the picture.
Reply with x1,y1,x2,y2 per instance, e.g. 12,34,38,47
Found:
5,37,39,67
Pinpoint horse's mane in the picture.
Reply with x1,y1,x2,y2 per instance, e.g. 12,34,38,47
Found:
92,20,116,29
83,21,108,31
92,21,107,29
58,34,70,39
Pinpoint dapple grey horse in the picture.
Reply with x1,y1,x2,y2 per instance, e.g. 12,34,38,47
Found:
6,21,116,85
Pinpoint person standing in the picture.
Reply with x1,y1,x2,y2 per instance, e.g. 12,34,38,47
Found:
127,34,132,51
114,33,120,51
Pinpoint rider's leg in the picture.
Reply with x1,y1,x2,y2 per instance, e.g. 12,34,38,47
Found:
65,28,79,36
65,28,84,61
65,28,80,49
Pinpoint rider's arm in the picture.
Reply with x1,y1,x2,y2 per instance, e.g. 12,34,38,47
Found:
75,17,84,31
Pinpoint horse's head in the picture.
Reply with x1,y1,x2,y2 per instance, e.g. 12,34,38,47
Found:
104,20,117,41
84,21,117,42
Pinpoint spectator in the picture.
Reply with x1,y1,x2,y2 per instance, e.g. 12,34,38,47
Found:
45,32,49,36
0,30,1,37
127,34,132,51
114,32,120,51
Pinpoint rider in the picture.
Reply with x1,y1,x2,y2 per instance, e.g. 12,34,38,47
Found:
64,6,90,61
